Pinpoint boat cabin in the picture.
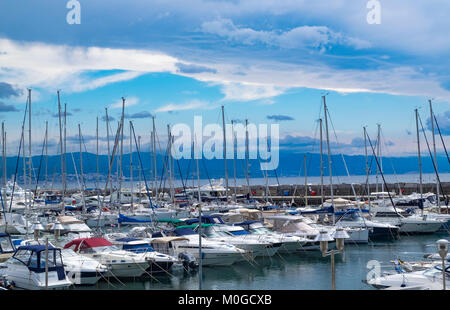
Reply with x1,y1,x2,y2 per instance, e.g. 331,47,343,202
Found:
113,238,155,253
150,237,189,257
12,245,66,279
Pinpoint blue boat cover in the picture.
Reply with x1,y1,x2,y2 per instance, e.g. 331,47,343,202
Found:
16,245,57,252
118,214,152,224
174,227,197,236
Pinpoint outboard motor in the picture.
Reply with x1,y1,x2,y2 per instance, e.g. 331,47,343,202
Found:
178,252,198,270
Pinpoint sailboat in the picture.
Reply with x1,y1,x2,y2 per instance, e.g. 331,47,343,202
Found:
368,111,446,234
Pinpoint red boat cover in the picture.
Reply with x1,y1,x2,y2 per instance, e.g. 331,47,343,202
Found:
64,237,113,252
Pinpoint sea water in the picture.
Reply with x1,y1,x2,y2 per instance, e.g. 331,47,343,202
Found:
74,233,449,290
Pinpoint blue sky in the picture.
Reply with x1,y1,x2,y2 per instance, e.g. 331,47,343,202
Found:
0,0,449,159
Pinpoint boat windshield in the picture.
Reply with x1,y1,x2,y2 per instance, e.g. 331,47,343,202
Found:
340,213,364,222
0,237,14,252
250,227,271,235
38,250,63,269
83,245,119,253
204,228,229,238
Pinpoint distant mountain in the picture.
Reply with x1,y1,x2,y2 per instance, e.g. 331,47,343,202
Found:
1,150,448,182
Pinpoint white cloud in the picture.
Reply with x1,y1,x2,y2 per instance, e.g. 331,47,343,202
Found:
220,82,287,101
110,96,140,109
2,37,450,106
0,38,179,93
201,18,371,51
155,99,216,113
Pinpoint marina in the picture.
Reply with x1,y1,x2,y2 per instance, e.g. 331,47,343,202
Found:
0,92,448,291
0,0,449,295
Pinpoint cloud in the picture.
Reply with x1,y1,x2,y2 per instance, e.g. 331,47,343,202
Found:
155,99,215,113
101,115,116,122
0,82,23,98
52,111,72,118
0,102,19,112
110,96,140,109
2,37,450,104
219,82,287,101
176,62,217,74
266,114,295,121
350,137,365,148
201,18,371,52
125,111,154,119
66,134,127,143
427,111,450,135
0,38,179,94
278,134,393,153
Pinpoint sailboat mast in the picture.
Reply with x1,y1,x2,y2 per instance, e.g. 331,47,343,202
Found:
323,96,335,224
44,121,48,188
245,119,250,197
57,91,65,198
105,108,112,198
119,97,125,204
304,154,308,207
2,122,5,186
96,117,99,191
138,135,142,204
364,127,370,205
129,121,133,208
231,120,237,202
378,124,384,193
78,124,86,214
415,109,423,216
196,135,202,290
429,100,440,211
167,124,174,203
28,89,32,192
152,116,158,201
64,103,67,194
221,106,229,203
319,118,324,206
376,124,380,193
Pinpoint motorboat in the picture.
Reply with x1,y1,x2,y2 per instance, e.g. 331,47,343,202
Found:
0,245,72,290
335,209,400,240
60,248,109,285
370,206,446,234
264,215,327,250
0,213,32,234
63,237,151,278
367,264,449,290
234,221,308,253
46,216,91,235
191,223,279,258
18,238,109,285
105,236,179,274
179,215,286,256
152,227,249,266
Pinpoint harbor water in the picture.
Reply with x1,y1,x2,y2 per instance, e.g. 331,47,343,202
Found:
74,233,449,290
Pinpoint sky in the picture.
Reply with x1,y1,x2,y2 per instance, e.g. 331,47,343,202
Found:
0,0,449,163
